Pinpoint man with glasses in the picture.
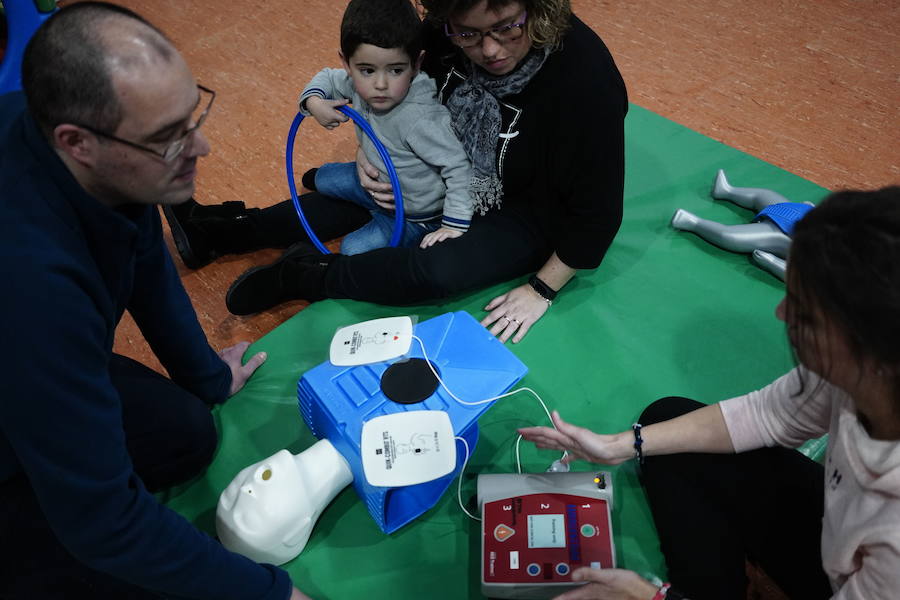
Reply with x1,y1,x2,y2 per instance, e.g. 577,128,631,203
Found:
0,3,309,599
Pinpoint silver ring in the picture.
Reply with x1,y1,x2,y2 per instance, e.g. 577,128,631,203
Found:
502,316,511,322
511,318,520,325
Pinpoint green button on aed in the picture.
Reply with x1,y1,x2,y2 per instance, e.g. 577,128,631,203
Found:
580,524,596,537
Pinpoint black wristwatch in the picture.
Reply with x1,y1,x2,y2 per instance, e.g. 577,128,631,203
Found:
528,274,558,303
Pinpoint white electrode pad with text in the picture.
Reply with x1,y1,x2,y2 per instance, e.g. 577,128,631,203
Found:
329,316,413,366
360,410,456,487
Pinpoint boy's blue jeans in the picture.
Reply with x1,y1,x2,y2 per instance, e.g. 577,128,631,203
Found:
315,162,440,255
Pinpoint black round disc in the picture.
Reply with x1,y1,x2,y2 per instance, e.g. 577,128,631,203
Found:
380,358,440,404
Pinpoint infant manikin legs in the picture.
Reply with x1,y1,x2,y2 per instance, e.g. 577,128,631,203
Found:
669,169,801,280
670,208,791,257
711,169,791,211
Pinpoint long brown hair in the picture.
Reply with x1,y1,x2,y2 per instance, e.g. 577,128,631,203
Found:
786,186,900,403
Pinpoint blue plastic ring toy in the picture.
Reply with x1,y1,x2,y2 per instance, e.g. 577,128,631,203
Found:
286,105,405,254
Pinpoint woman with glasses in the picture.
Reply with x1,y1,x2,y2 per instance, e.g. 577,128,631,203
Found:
167,0,627,343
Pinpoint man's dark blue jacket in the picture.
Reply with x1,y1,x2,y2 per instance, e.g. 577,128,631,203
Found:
0,92,290,600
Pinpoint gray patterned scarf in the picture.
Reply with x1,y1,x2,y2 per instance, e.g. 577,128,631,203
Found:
446,47,551,214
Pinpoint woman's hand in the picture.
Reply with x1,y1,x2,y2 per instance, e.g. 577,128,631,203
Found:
305,96,350,130
219,341,267,397
355,146,395,209
481,283,550,343
420,227,463,248
552,568,659,600
518,411,633,466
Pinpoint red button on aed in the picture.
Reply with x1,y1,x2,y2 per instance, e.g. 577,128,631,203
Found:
493,524,515,542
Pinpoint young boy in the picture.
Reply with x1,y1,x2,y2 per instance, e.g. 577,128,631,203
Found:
299,0,473,255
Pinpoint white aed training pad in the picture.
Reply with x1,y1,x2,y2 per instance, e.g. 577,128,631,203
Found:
329,316,414,366
360,410,456,487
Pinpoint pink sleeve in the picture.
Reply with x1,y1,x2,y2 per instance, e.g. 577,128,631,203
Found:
719,368,834,452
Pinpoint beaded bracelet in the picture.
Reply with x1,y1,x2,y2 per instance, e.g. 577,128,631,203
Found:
632,423,644,465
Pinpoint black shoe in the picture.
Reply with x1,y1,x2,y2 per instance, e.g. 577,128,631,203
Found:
163,198,264,269
301,168,318,191
225,242,334,315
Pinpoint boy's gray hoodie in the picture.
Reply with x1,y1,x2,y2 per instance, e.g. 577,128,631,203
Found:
300,69,473,231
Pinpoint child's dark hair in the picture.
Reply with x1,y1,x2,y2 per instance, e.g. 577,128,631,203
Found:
340,0,423,62
787,186,900,401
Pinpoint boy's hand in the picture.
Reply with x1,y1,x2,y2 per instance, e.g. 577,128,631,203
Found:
306,97,350,130
420,227,463,248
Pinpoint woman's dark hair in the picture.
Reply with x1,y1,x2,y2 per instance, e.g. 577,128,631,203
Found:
22,2,171,139
340,0,423,62
419,0,572,49
787,186,900,401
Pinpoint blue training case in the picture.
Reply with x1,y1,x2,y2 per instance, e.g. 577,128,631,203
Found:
297,311,528,533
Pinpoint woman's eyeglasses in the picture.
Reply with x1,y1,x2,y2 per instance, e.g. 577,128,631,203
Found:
443,12,527,48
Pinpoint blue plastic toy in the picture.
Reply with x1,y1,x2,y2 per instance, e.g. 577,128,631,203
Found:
286,105,405,254
0,0,57,96
297,311,529,534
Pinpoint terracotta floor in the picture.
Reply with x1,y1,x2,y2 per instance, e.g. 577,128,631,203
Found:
91,0,898,371
101,0,900,375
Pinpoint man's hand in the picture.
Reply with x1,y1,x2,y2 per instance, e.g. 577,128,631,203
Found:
420,227,463,248
218,341,267,396
289,586,314,600
306,96,350,130
355,146,395,208
552,568,659,600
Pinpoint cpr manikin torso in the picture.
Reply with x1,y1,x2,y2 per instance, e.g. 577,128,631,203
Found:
216,440,352,565
670,170,814,280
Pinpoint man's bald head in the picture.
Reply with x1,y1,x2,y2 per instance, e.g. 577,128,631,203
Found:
22,2,176,138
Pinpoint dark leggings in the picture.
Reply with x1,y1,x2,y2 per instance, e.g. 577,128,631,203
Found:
256,193,554,304
639,397,832,600
0,355,218,599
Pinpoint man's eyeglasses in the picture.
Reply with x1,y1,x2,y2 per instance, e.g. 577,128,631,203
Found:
443,11,527,48
78,84,215,163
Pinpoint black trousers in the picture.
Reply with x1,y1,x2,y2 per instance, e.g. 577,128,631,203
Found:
0,355,218,599
639,397,832,600
256,193,553,304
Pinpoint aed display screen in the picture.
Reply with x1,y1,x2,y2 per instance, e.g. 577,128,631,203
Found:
527,514,566,548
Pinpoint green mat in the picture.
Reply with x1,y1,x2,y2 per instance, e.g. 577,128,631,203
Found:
165,105,828,599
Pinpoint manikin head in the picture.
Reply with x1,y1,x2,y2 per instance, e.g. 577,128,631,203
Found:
216,440,353,565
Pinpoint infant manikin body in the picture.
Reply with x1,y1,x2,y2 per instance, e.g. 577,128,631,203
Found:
216,440,353,565
670,170,813,280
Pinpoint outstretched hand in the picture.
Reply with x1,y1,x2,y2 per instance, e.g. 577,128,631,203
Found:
552,568,659,600
481,283,550,343
219,341,267,397
518,411,632,466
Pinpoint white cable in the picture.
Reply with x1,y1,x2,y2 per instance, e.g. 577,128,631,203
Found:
411,334,568,468
411,334,568,522
454,436,480,521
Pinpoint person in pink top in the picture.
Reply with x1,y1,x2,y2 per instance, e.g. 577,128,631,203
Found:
520,185,900,600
